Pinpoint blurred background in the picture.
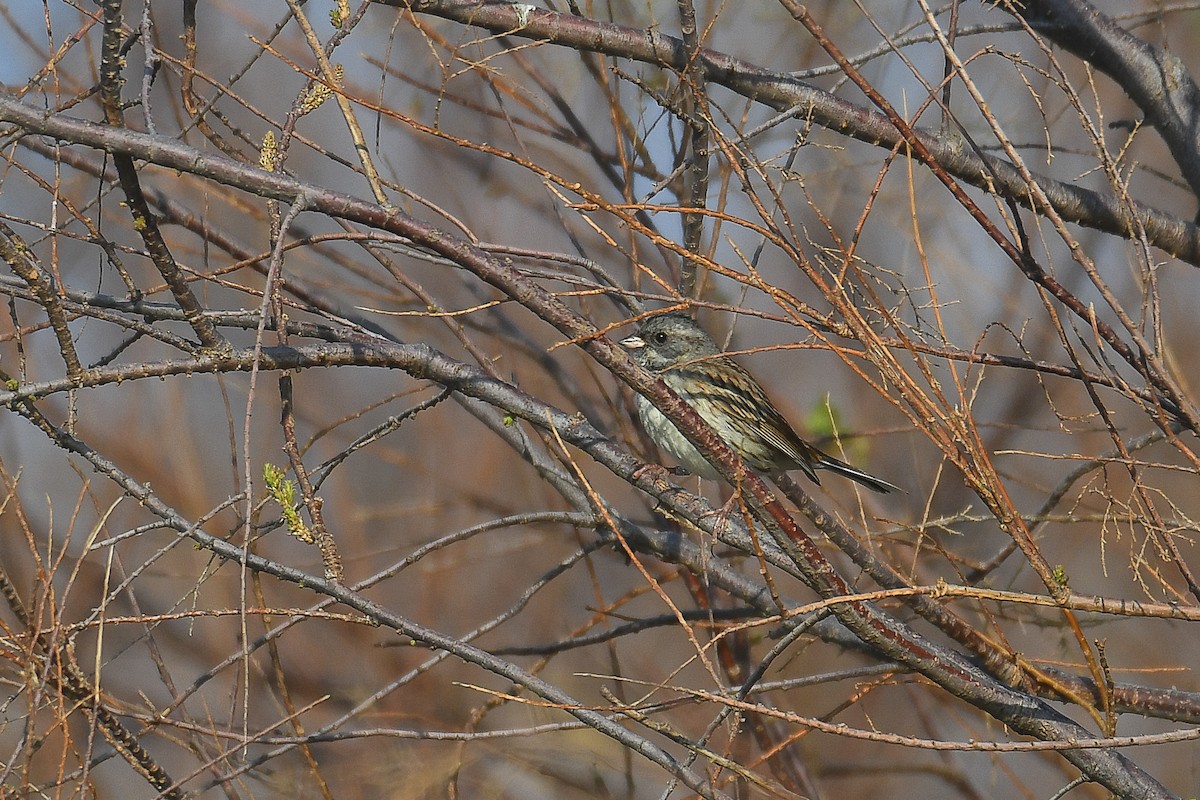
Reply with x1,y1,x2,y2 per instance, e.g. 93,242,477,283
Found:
0,1,1198,797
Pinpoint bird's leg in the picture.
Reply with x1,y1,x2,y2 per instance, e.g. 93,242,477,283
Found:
630,463,681,494
697,480,749,543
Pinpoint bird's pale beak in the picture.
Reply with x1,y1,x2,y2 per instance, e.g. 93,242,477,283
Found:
620,335,645,350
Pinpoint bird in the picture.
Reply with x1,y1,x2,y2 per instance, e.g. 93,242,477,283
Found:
620,312,898,494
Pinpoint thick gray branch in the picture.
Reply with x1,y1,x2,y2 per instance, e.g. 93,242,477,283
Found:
375,0,1200,263
1018,0,1200,203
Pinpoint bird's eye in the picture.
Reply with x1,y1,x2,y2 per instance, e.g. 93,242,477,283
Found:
651,331,668,344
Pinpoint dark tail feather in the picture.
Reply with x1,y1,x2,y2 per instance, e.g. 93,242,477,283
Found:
814,452,900,494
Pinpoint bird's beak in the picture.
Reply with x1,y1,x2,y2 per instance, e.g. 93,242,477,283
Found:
620,334,645,350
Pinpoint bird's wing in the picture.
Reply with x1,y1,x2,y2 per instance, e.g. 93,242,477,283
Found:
707,357,823,483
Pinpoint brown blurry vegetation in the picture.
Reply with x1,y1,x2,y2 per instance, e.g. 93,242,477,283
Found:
0,1,1199,798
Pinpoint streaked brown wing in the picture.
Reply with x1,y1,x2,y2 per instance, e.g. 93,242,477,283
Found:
669,355,822,482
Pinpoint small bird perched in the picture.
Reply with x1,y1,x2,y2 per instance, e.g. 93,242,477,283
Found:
621,312,898,494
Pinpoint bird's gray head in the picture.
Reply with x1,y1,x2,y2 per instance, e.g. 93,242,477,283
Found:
620,313,721,371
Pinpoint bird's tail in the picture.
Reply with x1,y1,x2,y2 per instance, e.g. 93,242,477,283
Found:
814,451,900,494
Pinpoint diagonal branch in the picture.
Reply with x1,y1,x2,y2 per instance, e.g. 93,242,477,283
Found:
0,94,1177,798
98,0,227,352
1014,0,1200,202
375,0,1200,264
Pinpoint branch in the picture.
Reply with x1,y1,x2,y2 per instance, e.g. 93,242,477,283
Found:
8,393,730,800
1016,0,1200,201
0,96,1177,798
374,0,1200,263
